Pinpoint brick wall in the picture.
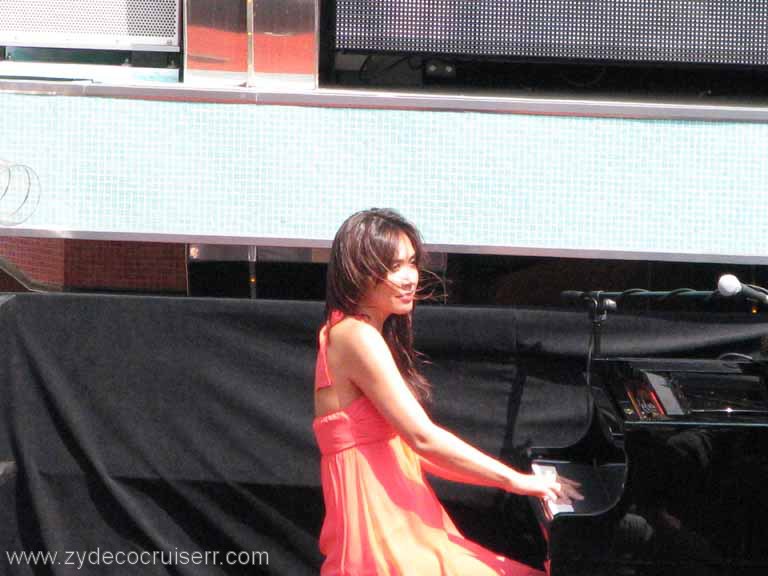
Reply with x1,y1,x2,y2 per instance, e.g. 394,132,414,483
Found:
0,272,24,292
0,237,187,293
0,237,66,287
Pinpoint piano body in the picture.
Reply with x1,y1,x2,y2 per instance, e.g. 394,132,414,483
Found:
528,357,768,576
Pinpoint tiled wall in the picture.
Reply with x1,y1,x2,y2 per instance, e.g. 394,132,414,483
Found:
1,91,767,262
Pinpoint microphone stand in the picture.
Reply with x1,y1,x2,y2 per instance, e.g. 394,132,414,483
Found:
567,292,620,446
565,291,617,380
583,291,614,362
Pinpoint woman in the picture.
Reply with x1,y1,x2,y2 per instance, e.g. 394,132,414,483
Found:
313,208,568,575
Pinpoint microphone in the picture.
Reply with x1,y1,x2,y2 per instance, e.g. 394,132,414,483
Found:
717,274,768,304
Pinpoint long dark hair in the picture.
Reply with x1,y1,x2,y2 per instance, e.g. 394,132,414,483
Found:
326,208,432,402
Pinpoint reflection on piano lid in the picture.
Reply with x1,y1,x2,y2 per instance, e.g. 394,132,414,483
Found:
611,359,768,421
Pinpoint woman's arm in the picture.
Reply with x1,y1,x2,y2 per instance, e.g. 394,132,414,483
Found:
420,454,503,486
327,319,562,501
421,445,582,505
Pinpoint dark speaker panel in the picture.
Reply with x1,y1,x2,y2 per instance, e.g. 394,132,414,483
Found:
333,0,768,66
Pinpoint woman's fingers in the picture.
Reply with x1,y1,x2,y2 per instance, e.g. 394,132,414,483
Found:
562,477,581,488
549,474,583,501
564,484,584,501
558,476,585,501
530,471,584,504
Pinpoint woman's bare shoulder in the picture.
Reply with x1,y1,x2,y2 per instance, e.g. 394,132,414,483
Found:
330,315,379,339
328,317,385,356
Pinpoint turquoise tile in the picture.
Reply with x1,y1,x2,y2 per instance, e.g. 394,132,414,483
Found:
0,91,766,260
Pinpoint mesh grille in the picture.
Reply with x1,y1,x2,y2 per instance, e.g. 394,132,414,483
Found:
335,0,768,66
0,0,179,47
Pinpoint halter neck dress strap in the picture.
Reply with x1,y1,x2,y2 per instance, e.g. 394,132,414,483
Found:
314,310,364,390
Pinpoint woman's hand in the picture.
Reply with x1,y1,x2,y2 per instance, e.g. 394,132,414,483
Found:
509,472,583,505
513,473,561,502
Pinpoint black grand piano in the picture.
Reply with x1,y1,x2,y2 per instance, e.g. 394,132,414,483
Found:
528,290,768,575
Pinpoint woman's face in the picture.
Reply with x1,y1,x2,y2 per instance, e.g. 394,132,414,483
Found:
360,232,419,319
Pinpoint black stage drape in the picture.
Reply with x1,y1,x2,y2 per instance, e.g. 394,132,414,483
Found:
1,294,766,575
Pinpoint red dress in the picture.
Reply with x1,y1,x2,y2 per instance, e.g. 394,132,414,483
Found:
312,313,544,576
